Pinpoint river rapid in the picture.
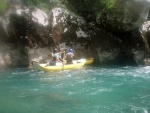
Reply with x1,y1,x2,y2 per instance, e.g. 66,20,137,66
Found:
0,65,150,113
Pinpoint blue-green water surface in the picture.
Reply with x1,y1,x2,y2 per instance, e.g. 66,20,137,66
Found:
0,66,150,113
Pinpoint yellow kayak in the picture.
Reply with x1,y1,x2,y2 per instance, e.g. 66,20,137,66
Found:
85,57,94,65
35,59,86,72
62,58,94,65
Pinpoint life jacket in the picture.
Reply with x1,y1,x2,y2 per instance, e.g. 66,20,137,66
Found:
66,52,73,64
53,53,57,61
66,52,73,60
49,52,54,60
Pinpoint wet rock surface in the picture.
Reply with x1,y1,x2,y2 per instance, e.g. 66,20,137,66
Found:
0,0,150,67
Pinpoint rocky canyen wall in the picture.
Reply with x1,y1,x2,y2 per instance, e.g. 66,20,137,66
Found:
0,0,150,67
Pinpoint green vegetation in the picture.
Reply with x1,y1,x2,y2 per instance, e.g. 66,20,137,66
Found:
0,0,7,16
100,0,117,9
60,0,118,17
96,0,118,17
23,0,61,13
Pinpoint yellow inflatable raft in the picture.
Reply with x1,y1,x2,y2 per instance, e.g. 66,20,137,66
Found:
35,59,86,72
85,57,94,65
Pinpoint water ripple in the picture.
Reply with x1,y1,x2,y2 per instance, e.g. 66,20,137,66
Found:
0,66,150,113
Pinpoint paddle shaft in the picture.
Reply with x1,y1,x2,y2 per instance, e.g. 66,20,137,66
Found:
62,63,64,71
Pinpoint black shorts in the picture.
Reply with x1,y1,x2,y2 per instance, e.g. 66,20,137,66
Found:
66,60,73,64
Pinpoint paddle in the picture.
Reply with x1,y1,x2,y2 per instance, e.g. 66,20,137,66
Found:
62,63,64,71
62,59,66,71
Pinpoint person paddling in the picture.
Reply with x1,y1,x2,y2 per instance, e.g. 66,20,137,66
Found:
58,49,66,62
49,48,64,66
65,49,74,64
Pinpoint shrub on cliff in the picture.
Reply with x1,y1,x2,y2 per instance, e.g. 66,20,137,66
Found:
0,0,7,16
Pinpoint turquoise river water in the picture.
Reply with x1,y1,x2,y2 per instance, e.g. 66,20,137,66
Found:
0,65,150,113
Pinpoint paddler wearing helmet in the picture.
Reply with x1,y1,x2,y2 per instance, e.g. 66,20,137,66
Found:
65,48,74,64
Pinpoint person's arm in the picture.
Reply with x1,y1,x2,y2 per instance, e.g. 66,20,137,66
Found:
56,57,63,63
72,53,74,57
56,54,64,64
58,52,65,62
